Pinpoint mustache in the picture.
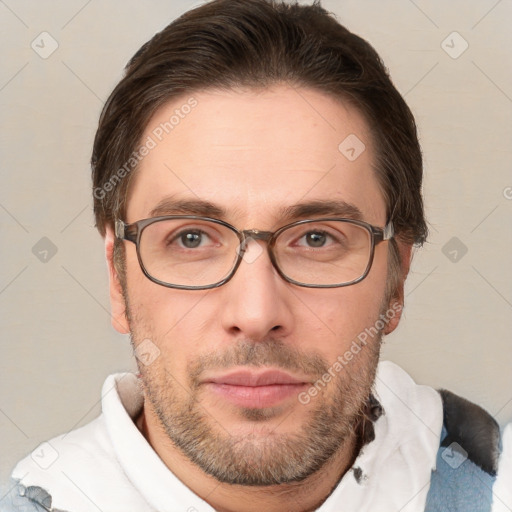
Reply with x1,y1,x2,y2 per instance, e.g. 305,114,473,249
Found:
187,338,330,388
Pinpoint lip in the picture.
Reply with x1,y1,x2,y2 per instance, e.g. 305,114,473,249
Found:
202,369,311,409
204,369,309,387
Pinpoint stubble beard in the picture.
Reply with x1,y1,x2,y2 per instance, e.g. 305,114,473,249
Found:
128,316,382,486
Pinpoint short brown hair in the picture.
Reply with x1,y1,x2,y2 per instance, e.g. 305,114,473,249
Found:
91,0,427,288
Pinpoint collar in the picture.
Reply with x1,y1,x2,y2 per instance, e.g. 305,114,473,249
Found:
103,360,443,512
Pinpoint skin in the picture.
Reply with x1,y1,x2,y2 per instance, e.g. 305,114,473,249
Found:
104,84,411,512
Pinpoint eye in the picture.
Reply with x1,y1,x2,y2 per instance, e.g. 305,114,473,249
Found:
296,229,335,249
181,231,203,248
170,229,212,249
297,230,335,248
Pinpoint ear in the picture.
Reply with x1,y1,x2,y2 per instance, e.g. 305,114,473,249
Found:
105,225,130,334
383,241,413,335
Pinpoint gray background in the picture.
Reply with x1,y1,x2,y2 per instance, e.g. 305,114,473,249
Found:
1,0,511,493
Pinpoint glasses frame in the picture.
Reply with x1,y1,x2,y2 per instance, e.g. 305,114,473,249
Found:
115,215,394,290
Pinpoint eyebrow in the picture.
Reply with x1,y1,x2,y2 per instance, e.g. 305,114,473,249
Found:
279,200,363,222
147,197,363,223
149,198,227,218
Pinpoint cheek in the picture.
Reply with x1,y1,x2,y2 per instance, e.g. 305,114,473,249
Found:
124,251,211,362
303,253,389,360
309,293,382,346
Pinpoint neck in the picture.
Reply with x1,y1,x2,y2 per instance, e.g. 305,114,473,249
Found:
136,404,362,512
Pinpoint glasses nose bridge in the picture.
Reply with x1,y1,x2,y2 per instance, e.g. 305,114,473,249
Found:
237,229,276,263
240,229,274,245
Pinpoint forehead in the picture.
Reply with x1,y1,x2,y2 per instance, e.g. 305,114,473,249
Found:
126,85,387,226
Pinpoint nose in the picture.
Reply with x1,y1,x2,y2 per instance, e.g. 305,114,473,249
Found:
219,239,294,341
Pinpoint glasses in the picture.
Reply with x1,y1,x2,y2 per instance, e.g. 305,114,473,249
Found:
115,215,394,290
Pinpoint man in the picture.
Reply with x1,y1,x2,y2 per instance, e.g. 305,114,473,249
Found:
5,0,511,511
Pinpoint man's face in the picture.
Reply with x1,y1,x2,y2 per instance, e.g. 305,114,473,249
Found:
111,85,395,485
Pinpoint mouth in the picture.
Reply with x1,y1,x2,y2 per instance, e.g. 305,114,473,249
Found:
202,369,311,409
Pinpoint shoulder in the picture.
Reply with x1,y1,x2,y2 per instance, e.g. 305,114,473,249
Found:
493,423,512,512
1,479,72,512
12,413,117,481
9,415,128,511
9,373,150,512
438,389,501,476
425,389,503,512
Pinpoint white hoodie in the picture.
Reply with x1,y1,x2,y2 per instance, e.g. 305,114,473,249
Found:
10,361,456,512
